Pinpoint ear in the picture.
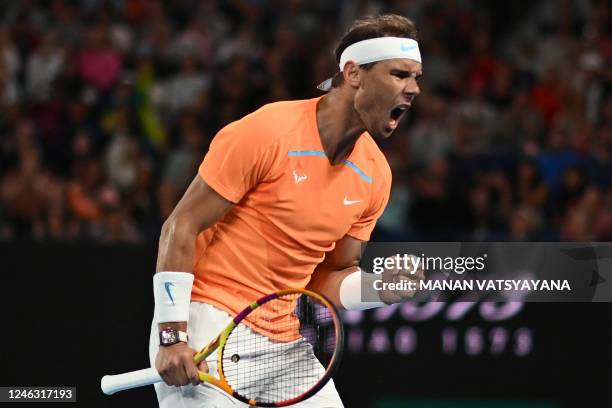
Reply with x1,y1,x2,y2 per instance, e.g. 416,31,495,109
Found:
342,61,361,88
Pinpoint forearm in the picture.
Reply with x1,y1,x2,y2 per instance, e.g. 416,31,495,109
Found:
156,214,200,273
307,265,359,308
155,215,199,331
307,265,386,310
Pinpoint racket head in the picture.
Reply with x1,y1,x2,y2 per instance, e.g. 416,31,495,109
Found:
216,288,344,407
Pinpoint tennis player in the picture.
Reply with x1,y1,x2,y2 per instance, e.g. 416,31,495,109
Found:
150,14,423,407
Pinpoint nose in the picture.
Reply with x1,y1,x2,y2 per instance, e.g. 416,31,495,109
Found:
412,80,421,95
404,78,420,98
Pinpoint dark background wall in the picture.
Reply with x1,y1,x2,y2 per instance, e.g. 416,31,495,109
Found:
2,243,610,408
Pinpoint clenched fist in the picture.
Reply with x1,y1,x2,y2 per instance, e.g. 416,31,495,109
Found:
378,254,425,304
156,343,209,387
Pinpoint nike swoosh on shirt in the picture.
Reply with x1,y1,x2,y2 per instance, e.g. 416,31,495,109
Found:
343,197,363,205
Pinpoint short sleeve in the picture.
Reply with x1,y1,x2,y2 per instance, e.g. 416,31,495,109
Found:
347,168,391,241
199,114,279,203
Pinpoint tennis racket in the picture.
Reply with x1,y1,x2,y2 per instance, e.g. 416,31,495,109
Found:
101,288,344,406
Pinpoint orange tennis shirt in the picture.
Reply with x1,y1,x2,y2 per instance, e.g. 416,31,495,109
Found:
192,96,391,318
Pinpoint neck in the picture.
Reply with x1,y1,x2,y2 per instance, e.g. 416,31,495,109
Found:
316,88,365,165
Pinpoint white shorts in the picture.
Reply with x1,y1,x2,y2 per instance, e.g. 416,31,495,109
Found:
149,302,344,408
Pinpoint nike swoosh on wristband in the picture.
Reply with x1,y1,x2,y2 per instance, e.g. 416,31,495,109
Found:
164,281,175,304
343,197,363,205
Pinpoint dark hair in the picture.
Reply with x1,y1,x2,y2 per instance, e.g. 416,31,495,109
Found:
331,14,418,88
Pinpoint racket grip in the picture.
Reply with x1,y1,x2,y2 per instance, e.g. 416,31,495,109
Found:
101,368,162,395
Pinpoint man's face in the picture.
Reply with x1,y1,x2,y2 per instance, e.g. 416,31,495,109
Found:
353,58,422,140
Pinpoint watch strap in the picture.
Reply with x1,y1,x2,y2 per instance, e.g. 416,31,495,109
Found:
177,330,188,342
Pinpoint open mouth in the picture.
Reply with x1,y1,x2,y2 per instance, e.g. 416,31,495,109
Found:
388,103,411,130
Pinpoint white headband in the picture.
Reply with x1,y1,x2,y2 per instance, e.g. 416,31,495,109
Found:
340,37,421,70
318,37,422,91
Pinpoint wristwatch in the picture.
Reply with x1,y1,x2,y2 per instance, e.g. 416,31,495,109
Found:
159,328,188,346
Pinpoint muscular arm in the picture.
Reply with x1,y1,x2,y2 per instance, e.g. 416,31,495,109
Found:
154,175,233,386
156,175,232,334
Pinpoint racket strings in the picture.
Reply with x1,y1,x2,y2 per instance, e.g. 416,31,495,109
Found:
221,293,338,404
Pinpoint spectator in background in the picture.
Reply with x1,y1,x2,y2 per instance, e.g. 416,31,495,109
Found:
516,159,549,210
467,29,498,92
103,105,141,194
530,65,562,126
25,30,64,101
537,126,581,191
567,187,602,241
469,172,513,240
79,22,122,92
66,156,106,239
509,206,543,241
169,14,214,66
98,185,142,243
0,122,65,240
136,3,174,64
126,158,160,240
470,184,497,241
409,91,451,166
449,76,498,155
592,189,612,241
0,28,20,106
498,89,545,153
154,55,210,115
555,165,589,221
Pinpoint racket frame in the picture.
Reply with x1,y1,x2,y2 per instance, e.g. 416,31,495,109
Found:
194,288,344,407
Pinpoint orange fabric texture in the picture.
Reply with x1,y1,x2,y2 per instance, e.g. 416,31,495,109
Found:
192,97,391,335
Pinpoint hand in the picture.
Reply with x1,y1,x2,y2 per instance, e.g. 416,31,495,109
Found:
378,255,425,304
155,343,209,386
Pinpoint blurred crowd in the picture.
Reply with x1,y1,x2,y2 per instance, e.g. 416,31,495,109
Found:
0,0,610,243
